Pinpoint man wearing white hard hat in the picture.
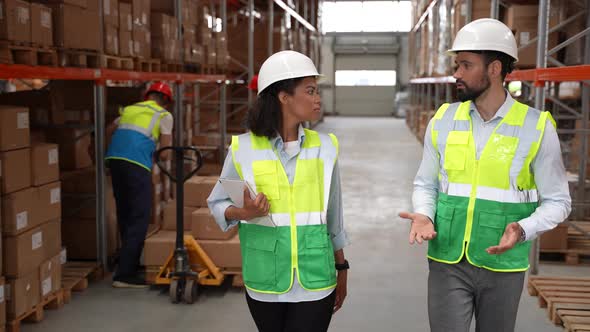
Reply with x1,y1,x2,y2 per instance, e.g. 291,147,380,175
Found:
207,50,350,331
399,18,571,331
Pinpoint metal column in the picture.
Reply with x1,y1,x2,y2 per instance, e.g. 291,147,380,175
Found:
577,0,590,219
219,82,227,164
466,0,473,23
490,0,500,19
175,0,184,62
268,0,274,57
530,0,550,275
248,0,254,109
193,83,200,134
93,82,107,269
174,83,184,146
221,0,227,33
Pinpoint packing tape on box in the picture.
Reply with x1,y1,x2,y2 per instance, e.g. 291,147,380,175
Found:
17,211,28,230
50,188,61,204
32,231,43,250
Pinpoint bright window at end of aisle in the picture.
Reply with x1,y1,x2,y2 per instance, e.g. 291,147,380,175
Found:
335,70,397,86
321,1,412,33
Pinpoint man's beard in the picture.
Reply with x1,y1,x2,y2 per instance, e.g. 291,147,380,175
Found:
456,75,490,102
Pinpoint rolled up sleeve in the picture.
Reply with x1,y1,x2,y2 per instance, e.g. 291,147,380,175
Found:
327,161,350,251
206,151,241,232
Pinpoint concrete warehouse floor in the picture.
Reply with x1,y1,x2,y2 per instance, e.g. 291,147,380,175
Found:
23,117,590,332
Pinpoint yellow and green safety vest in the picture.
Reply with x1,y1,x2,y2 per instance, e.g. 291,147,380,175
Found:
231,129,339,294
428,100,555,272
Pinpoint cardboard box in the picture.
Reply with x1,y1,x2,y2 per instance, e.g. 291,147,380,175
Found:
61,217,118,260
191,208,236,240
35,182,61,224
0,148,31,194
103,0,119,27
2,187,36,235
150,13,170,38
31,3,53,47
45,129,92,170
0,106,30,152
105,24,119,55
30,143,59,186
162,200,196,231
133,27,151,58
6,271,39,320
39,254,61,298
199,234,242,268
42,0,89,9
0,277,6,326
0,0,31,43
540,223,569,250
50,4,101,51
143,230,175,266
184,176,217,207
3,219,61,277
63,109,91,124
119,30,134,56
119,2,132,31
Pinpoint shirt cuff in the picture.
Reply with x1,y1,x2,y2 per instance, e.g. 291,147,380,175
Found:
331,231,351,251
518,218,535,241
414,207,435,223
211,201,239,232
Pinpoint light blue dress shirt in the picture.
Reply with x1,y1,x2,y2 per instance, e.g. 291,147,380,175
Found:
207,125,350,302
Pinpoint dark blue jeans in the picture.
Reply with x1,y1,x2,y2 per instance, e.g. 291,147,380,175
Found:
109,159,152,279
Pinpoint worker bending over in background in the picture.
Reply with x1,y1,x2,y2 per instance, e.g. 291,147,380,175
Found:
399,19,571,332
106,82,174,288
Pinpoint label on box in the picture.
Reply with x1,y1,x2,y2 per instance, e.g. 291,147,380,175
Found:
41,11,51,28
104,0,110,15
134,41,140,53
50,188,61,204
520,32,530,46
16,211,28,230
17,112,29,129
17,7,29,24
0,285,4,303
32,231,43,250
142,13,147,25
128,16,132,31
460,3,467,16
42,277,51,296
48,148,58,165
60,248,67,264
5,285,10,301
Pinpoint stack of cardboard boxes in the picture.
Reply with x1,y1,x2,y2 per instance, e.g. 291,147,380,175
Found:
144,175,241,275
103,0,120,56
0,105,62,322
150,13,181,63
118,0,151,59
47,0,101,51
0,0,53,48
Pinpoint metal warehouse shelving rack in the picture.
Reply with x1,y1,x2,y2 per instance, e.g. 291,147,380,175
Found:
408,0,590,274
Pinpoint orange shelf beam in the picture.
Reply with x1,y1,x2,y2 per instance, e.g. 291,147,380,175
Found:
0,64,225,82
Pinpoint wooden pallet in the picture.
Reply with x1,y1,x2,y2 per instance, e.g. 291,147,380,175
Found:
61,261,103,303
221,268,244,288
201,64,217,75
561,312,590,332
540,249,590,265
160,62,183,73
0,41,57,66
7,289,64,332
57,49,102,68
99,54,134,70
134,58,161,72
528,276,590,325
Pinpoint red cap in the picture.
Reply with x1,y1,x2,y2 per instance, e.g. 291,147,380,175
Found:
248,75,258,91
145,82,173,102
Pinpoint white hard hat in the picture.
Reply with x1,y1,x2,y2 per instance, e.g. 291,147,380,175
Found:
447,18,518,62
257,50,321,95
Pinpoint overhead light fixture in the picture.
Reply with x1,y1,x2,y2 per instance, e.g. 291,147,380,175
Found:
274,0,316,32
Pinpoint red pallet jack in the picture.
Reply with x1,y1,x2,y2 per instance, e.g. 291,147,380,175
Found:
153,146,225,303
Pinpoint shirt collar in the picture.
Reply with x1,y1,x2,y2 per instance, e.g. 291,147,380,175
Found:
469,90,514,122
271,124,306,150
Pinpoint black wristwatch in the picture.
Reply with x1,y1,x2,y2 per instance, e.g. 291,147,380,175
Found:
335,260,349,271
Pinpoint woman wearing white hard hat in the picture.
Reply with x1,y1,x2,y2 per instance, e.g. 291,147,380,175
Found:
207,50,350,331
399,18,570,332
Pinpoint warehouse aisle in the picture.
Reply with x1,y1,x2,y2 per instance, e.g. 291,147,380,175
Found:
23,117,586,332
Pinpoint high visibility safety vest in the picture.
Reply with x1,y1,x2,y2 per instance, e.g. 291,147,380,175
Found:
428,100,555,272
231,129,339,294
106,100,170,171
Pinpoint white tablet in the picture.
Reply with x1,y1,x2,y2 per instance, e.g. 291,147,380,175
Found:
218,178,276,227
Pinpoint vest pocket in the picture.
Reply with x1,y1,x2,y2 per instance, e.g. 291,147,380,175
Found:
300,232,333,283
471,211,505,263
433,203,455,253
444,131,470,171
243,230,278,286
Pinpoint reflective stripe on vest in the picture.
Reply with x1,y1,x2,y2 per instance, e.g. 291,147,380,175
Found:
428,100,554,272
231,129,339,294
118,101,169,141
